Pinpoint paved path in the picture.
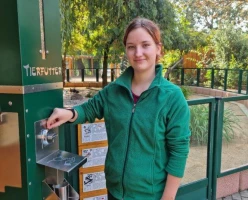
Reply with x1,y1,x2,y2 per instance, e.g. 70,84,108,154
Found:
218,189,248,200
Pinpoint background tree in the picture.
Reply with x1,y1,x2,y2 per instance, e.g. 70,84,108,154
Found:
161,1,210,77
169,0,248,31
211,23,248,69
81,0,187,87
60,0,91,85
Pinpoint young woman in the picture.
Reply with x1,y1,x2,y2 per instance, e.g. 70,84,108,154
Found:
47,17,190,200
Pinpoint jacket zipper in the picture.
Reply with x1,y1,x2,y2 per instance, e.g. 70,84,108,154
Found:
122,102,136,198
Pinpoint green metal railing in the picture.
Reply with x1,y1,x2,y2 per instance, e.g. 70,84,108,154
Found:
167,68,248,95
65,67,248,95
66,68,117,83
65,95,248,200
180,95,248,200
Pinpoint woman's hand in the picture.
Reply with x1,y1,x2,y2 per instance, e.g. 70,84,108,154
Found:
46,108,76,129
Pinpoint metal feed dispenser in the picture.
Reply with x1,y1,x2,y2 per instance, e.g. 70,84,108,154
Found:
35,120,86,200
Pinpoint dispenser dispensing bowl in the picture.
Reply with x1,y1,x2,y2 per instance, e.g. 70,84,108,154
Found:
42,178,80,200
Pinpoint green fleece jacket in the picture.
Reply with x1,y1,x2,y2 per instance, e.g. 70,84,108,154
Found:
73,64,190,200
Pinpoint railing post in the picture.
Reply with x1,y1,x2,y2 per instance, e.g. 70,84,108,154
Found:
181,68,184,85
66,69,70,82
246,72,248,95
238,70,243,94
223,69,228,91
111,69,115,82
96,69,99,82
81,69,84,82
211,68,214,89
207,99,217,200
212,97,224,200
196,68,200,87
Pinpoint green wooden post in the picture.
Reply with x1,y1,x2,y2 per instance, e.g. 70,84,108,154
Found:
0,0,63,199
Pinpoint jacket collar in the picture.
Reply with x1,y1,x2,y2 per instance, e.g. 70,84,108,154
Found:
114,64,163,90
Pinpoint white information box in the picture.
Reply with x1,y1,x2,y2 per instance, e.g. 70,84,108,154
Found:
82,147,108,168
81,122,107,143
83,171,106,192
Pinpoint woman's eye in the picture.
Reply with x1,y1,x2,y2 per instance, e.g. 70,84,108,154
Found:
143,43,150,47
127,46,135,49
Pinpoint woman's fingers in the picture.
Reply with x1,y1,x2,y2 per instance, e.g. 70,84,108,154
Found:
46,108,73,129
47,119,64,129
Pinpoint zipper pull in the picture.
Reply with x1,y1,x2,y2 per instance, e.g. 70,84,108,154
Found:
132,104,136,113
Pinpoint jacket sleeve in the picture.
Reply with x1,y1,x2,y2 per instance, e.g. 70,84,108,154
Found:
164,88,191,178
72,88,106,124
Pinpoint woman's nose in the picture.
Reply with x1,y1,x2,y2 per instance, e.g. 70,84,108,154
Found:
135,47,143,56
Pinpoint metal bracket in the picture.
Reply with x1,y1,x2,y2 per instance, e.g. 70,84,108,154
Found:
37,129,58,149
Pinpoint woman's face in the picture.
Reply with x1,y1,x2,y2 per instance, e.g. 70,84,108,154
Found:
125,27,161,73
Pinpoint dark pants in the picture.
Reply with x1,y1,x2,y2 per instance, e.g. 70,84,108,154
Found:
108,191,119,200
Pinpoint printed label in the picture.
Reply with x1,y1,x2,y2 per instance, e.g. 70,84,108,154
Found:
82,147,108,168
83,172,106,192
82,122,107,143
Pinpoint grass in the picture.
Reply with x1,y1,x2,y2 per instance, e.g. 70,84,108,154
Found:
190,104,243,145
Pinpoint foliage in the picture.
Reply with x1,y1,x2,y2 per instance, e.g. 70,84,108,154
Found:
180,86,192,100
186,46,214,68
60,0,89,84
169,0,248,31
183,22,248,88
60,0,248,89
168,2,210,50
160,50,182,68
82,0,180,87
190,105,209,145
60,0,203,87
226,55,243,89
211,23,248,70
190,104,242,145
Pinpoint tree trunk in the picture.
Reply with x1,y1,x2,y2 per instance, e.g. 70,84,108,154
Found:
62,50,68,87
62,37,69,87
62,57,66,87
164,57,183,79
102,45,110,88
